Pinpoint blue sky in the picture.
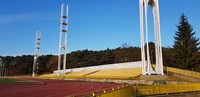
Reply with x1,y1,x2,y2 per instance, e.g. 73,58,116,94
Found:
0,0,199,56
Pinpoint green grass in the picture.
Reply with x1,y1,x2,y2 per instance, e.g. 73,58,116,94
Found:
0,78,16,83
0,78,42,84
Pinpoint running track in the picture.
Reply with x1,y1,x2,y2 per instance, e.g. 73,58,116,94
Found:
0,79,121,97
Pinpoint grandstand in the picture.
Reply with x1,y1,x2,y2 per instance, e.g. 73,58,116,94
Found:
86,68,142,79
64,70,99,79
53,61,143,79
54,61,142,74
47,61,200,82
39,61,143,79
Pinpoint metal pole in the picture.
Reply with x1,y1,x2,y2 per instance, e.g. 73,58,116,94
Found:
63,5,69,75
58,3,69,76
58,3,64,76
139,0,145,75
156,0,164,75
32,31,41,77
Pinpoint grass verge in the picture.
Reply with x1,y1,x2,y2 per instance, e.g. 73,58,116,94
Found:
0,78,16,83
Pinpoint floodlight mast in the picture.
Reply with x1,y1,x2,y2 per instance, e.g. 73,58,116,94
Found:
0,57,2,76
139,0,164,75
58,3,69,76
32,31,41,77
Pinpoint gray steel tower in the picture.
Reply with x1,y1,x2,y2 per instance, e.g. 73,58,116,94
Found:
58,3,69,76
32,31,41,76
139,0,164,75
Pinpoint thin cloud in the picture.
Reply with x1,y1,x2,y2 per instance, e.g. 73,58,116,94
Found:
0,13,56,26
0,13,37,25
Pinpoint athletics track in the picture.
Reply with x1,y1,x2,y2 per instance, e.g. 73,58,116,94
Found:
0,79,121,97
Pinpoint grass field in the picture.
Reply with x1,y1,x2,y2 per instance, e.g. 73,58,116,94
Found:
0,78,16,83
0,78,42,84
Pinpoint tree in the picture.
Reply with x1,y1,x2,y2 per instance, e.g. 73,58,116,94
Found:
144,42,156,64
114,47,140,63
46,56,58,73
120,43,131,48
162,47,174,67
100,48,115,64
37,55,53,74
173,14,200,69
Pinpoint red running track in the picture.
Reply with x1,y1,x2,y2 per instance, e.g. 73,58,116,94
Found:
0,79,121,97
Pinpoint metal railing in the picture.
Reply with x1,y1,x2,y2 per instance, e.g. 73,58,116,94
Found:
165,66,200,79
137,83,200,96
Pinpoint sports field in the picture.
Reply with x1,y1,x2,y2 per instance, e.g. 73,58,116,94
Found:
0,78,121,97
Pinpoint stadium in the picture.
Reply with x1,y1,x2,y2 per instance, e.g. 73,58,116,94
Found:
0,0,200,97
1,61,200,97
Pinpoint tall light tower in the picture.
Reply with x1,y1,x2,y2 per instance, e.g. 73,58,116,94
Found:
0,57,2,76
139,0,164,75
32,31,41,76
58,3,69,76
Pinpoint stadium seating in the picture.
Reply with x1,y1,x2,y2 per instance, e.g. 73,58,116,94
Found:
85,68,142,79
64,70,99,78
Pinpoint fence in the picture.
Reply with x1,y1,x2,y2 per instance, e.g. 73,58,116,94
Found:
137,83,200,96
165,66,200,79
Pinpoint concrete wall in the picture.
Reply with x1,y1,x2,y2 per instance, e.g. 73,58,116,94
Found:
54,61,142,74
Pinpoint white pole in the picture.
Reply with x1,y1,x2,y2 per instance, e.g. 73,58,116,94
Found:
32,31,41,76
144,0,152,75
139,0,146,75
63,5,69,75
58,3,64,76
156,0,164,75
32,32,37,77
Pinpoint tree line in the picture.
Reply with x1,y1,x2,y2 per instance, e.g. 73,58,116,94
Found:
0,14,199,76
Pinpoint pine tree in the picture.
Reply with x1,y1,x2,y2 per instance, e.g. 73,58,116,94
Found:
173,14,200,69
